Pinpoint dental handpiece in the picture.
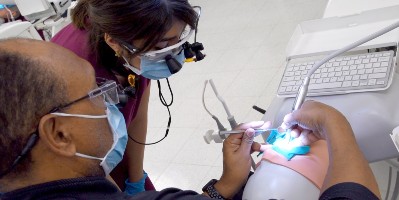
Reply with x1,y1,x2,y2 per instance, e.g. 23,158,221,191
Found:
219,129,274,137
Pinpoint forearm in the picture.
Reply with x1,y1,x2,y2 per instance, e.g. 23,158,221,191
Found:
125,131,147,181
126,83,151,182
321,115,381,198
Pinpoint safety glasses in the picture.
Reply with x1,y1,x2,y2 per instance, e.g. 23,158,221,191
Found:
121,25,194,62
51,80,119,113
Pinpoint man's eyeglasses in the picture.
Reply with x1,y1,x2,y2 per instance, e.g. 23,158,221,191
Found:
51,80,119,113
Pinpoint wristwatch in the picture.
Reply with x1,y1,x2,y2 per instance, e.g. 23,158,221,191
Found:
202,179,226,199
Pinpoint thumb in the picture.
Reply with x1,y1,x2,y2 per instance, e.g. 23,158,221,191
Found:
239,128,255,153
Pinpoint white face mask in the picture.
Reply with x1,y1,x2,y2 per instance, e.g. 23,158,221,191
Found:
52,105,128,175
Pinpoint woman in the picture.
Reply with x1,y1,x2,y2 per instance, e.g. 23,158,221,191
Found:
51,0,198,194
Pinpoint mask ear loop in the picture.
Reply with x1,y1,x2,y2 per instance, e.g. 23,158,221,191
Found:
128,79,173,145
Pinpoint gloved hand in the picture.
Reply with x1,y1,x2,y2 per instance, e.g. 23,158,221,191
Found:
124,171,148,196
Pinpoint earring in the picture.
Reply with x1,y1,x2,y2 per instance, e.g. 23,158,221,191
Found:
115,51,120,57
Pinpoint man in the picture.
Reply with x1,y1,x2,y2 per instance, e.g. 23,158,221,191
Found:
0,38,265,199
0,38,380,199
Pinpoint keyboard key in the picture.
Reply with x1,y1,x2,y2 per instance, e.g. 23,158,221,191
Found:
365,69,373,74
309,82,342,90
342,66,349,71
328,68,335,72
355,60,362,64
377,80,385,85
360,81,368,86
331,77,338,82
342,81,352,87
293,66,299,70
350,65,357,70
316,78,323,84
286,72,294,76
372,63,381,68
328,72,335,77
369,73,386,79
286,86,293,91
283,77,294,81
296,80,302,85
348,60,355,65
310,79,316,84
321,68,328,73
343,71,350,76
359,55,366,59
279,87,286,92
343,57,351,61
350,70,357,75
326,63,333,68
323,78,330,83
337,76,345,81
352,80,360,87
365,63,373,68
353,75,360,80
301,70,308,75
293,86,299,91
374,67,387,73
340,61,347,65
295,71,301,76
358,69,365,74
335,66,342,72
287,67,293,72
321,73,328,78
351,56,359,60
314,74,321,79
374,53,382,57
315,69,321,73
335,71,343,77
300,66,306,70
345,76,352,81
379,57,390,62
333,62,340,67
381,62,389,67
357,64,365,69
368,79,376,86
383,53,391,56
294,76,301,81
362,59,370,63
370,58,378,63
306,65,312,70
360,74,368,80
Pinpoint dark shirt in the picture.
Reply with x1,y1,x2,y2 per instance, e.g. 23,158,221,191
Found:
0,177,379,200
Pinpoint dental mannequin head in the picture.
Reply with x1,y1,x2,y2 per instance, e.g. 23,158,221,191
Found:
71,0,198,76
243,140,329,200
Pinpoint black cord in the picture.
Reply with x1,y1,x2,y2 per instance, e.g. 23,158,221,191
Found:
129,79,173,145
0,133,39,178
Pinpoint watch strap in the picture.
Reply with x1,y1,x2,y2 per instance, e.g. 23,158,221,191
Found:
202,179,226,199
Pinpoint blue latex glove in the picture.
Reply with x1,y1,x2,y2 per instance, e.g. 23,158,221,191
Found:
124,171,148,196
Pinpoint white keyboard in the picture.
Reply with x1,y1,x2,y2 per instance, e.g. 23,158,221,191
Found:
278,50,395,96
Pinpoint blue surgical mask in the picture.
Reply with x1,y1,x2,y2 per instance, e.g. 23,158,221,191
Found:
52,104,128,175
123,52,185,80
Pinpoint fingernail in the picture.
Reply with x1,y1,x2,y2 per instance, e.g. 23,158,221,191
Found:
246,130,255,137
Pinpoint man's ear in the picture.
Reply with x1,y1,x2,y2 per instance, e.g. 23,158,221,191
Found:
37,114,76,157
104,33,123,54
